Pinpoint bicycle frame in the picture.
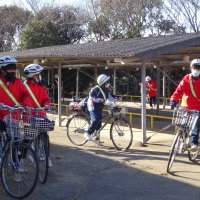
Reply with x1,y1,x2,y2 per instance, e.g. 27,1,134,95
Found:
95,110,122,137
68,106,122,134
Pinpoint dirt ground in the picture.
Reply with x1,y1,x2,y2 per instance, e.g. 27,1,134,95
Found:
1,124,200,200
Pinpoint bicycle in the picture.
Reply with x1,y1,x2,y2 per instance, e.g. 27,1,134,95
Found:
0,104,39,199
30,107,55,184
66,99,133,150
167,106,200,173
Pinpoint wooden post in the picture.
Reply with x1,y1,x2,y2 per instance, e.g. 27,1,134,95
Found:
58,62,62,126
141,60,147,144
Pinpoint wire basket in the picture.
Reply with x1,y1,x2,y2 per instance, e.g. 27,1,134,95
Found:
4,114,38,141
31,113,55,132
186,110,199,130
69,101,81,112
172,107,199,130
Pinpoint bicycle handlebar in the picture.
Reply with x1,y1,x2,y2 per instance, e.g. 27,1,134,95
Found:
0,103,26,112
30,106,55,113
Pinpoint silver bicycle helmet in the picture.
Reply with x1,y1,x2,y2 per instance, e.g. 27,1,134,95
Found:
24,64,44,78
97,74,110,86
0,56,17,68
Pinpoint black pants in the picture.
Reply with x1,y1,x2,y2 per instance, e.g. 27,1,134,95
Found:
149,96,156,107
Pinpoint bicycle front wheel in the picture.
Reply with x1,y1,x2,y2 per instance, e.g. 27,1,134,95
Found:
66,115,89,146
36,133,49,184
1,143,39,199
110,117,133,150
167,130,182,173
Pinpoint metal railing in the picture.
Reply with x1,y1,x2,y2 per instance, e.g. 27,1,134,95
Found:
51,103,173,130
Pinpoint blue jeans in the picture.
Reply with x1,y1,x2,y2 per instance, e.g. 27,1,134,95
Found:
87,109,102,135
190,116,200,145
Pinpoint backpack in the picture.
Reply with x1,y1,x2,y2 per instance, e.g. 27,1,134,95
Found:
79,97,88,113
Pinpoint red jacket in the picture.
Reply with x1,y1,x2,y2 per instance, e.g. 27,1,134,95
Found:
25,80,50,108
0,76,32,120
146,80,157,97
170,74,200,110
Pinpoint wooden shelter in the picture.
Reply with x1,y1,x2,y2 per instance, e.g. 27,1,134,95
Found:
1,32,200,143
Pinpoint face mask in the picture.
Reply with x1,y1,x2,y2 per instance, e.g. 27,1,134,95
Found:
34,74,42,83
191,69,200,77
5,72,16,81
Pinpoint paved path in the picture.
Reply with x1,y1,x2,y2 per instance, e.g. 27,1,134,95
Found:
1,126,200,200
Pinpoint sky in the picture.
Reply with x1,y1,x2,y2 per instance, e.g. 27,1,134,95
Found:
0,0,83,7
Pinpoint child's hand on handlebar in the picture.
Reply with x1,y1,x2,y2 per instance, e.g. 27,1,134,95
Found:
44,105,50,110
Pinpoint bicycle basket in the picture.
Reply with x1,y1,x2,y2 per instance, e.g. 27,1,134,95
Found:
172,108,189,128
32,115,55,131
4,114,38,141
69,101,80,111
186,110,199,130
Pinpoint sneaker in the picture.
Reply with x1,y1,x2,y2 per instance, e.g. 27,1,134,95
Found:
84,133,93,141
48,157,53,167
189,143,198,152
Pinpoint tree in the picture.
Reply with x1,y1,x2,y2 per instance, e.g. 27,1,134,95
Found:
0,5,32,52
85,0,163,41
163,0,200,33
19,5,86,49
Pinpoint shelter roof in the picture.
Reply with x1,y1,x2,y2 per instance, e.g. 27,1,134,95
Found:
0,33,200,68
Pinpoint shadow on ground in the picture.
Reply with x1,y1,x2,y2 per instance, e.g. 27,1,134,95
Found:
1,134,200,200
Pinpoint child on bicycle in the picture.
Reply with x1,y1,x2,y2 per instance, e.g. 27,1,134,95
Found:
170,59,200,151
23,63,53,167
84,74,122,141
0,56,32,163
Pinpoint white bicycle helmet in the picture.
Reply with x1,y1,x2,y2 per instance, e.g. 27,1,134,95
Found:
24,64,44,78
0,56,17,68
190,59,200,68
97,74,110,86
145,76,152,81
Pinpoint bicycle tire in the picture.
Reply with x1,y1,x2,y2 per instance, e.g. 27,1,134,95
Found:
1,143,39,199
167,130,182,173
110,117,133,150
66,115,89,146
37,133,49,184
188,148,200,162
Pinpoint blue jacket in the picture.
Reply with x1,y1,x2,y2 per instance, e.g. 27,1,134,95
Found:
87,85,118,111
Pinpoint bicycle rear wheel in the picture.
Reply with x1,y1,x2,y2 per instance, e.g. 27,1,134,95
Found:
110,117,133,150
167,130,182,173
66,115,89,146
188,148,200,162
1,143,39,199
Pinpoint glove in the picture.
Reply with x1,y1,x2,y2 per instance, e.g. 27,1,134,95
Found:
170,101,177,109
44,105,50,111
